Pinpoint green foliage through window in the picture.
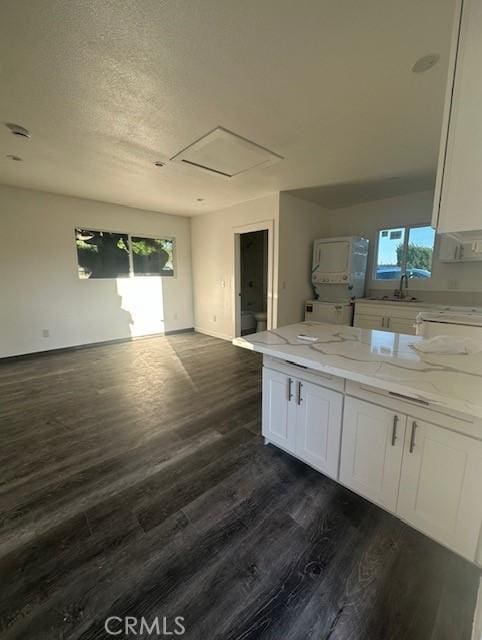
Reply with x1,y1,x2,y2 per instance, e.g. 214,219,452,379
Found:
132,237,174,276
375,225,435,280
75,229,175,279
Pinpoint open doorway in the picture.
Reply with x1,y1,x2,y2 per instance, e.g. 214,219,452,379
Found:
233,221,273,338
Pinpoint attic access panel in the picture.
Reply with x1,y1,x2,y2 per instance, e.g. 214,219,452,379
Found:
170,127,283,177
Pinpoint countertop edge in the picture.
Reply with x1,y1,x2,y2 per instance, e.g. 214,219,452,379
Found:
232,336,482,420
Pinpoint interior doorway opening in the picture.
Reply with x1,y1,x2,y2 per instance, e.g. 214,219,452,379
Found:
233,221,274,338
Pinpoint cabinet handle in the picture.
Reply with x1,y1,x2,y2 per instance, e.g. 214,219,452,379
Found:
391,415,398,446
455,245,459,260
287,377,293,402
296,381,303,405
381,317,385,328
409,421,418,453
386,317,390,329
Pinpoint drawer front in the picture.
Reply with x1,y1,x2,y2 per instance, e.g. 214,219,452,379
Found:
355,302,431,321
345,380,481,440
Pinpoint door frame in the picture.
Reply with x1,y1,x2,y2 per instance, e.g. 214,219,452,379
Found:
233,220,274,338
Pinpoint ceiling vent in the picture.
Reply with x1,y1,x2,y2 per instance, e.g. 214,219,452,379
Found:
170,127,283,178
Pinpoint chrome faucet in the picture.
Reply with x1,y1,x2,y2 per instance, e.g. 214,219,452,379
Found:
396,273,409,299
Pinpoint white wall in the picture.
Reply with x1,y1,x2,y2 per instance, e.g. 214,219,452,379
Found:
324,190,482,299
0,185,194,357
277,193,329,326
191,195,279,340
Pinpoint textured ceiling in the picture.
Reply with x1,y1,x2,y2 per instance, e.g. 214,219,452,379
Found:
0,0,456,215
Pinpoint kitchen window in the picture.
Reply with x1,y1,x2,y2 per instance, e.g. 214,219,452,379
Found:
75,228,175,279
374,225,435,281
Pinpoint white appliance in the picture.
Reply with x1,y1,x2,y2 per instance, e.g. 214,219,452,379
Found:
304,300,354,325
312,236,369,301
416,309,482,340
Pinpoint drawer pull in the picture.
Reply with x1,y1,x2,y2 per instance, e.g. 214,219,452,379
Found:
391,415,398,446
286,360,308,369
287,377,293,402
388,392,430,406
409,421,418,453
297,381,303,405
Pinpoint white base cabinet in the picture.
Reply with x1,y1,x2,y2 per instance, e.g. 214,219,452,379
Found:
262,366,343,479
397,418,482,560
262,367,297,453
339,398,406,512
353,302,431,336
295,379,343,478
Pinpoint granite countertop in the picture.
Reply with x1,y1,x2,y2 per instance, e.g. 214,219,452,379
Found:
233,322,482,419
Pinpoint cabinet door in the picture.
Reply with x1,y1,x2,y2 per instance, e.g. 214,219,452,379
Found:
386,317,416,335
435,0,482,233
354,313,386,331
295,380,343,479
340,397,406,511
397,418,482,561
262,368,296,453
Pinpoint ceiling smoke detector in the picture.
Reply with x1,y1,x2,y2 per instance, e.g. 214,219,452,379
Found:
153,160,165,167
5,123,31,138
170,127,283,178
412,54,440,73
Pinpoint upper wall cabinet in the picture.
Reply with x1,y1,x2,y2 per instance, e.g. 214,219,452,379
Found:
432,0,482,234
438,234,482,262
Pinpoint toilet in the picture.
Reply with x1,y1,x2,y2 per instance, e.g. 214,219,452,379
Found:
253,311,267,332
241,311,256,333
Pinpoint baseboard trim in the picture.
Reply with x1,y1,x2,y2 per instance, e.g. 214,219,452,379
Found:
165,327,195,336
0,328,195,361
195,327,232,341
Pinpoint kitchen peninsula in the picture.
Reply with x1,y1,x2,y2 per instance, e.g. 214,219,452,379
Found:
233,322,482,563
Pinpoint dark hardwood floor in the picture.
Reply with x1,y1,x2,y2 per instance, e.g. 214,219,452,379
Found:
0,332,479,640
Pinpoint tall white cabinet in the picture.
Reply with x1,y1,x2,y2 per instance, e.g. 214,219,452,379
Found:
433,0,482,233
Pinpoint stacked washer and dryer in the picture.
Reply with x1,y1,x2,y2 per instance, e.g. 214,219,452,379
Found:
305,236,369,326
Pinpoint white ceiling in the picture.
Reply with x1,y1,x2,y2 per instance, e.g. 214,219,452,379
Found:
0,0,456,216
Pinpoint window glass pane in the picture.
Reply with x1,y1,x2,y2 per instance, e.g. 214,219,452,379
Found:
131,237,174,276
375,227,406,280
75,228,130,279
406,226,435,279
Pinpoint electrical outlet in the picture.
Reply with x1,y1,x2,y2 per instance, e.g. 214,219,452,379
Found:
221,280,226,288
42,329,50,338
173,313,178,320
213,315,217,322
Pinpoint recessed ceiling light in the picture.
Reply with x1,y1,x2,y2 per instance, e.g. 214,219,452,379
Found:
197,198,204,202
5,123,31,138
154,160,165,167
6,154,22,161
412,53,440,73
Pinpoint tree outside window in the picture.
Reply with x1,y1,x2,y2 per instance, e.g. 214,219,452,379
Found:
375,225,435,280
